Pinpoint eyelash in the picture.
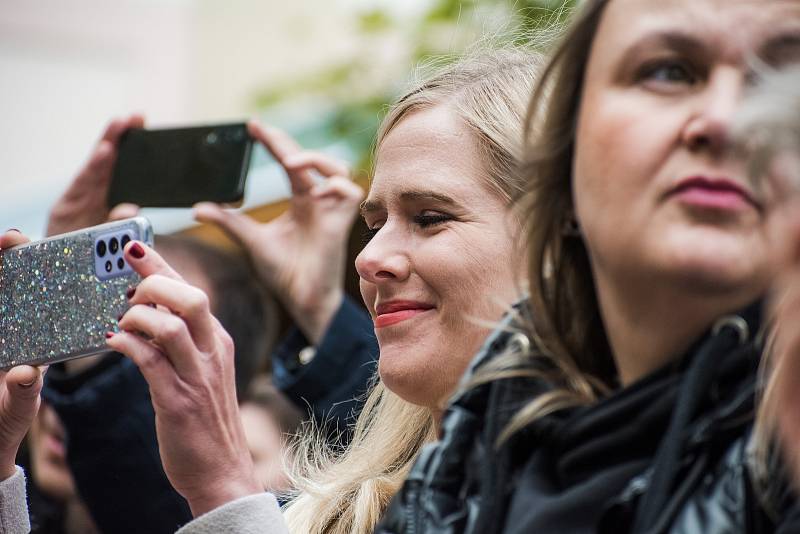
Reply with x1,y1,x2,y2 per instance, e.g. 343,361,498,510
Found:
361,213,453,245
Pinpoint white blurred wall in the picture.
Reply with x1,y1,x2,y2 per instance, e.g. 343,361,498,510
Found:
0,0,372,238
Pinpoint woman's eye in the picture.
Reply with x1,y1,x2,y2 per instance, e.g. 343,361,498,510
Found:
413,213,452,228
639,60,697,87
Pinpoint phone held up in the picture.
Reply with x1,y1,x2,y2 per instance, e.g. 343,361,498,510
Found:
0,217,154,370
108,122,253,208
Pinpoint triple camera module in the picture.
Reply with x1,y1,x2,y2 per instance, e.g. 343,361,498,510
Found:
94,231,134,281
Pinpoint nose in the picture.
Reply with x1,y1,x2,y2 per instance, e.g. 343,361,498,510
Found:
681,67,744,156
355,225,411,284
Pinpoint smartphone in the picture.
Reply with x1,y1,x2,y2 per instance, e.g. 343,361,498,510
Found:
0,217,154,369
108,123,253,208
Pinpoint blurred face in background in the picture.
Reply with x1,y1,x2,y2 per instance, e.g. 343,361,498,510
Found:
356,104,519,408
28,402,74,501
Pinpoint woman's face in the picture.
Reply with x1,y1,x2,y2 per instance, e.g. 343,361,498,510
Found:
356,104,519,408
574,0,800,304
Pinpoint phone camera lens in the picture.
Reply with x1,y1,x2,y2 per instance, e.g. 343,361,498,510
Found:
105,260,113,273
117,258,125,270
109,237,119,254
121,234,131,249
96,240,107,257
205,132,219,145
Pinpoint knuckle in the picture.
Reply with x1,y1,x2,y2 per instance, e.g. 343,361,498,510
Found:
187,288,211,315
158,318,187,343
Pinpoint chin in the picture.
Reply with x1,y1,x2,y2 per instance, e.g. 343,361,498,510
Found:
656,224,770,288
378,356,441,408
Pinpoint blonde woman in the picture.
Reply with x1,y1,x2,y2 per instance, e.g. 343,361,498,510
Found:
379,1,800,532
89,49,544,534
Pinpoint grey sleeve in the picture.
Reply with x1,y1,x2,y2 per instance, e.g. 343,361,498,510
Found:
0,467,30,534
175,492,288,534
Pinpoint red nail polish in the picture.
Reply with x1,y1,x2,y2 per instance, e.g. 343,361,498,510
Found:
105,332,115,339
129,242,145,259
126,287,136,299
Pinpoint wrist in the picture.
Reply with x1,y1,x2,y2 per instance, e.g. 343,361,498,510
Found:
293,290,343,345
186,476,264,518
0,462,17,481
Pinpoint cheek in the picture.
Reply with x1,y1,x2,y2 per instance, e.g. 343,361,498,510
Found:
359,279,376,317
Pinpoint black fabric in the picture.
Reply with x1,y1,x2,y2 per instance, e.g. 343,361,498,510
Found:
378,301,800,534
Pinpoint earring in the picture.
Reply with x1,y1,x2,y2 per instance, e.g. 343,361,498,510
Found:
561,214,582,237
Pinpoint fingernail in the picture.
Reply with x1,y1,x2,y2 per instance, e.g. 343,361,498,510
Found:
105,332,115,339
19,379,36,388
126,287,136,299
5,228,20,234
129,243,145,259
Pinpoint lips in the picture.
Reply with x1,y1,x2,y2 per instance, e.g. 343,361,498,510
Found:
374,300,435,328
670,176,761,212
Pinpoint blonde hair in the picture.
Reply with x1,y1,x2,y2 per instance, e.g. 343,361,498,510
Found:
470,0,615,443
281,48,544,534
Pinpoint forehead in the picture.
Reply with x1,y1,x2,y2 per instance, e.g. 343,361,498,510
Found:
367,104,491,205
599,0,800,57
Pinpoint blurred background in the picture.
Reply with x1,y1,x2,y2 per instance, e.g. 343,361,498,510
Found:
0,0,570,239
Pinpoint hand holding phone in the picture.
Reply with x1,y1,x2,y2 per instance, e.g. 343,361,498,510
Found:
109,123,253,208
193,121,363,344
47,115,144,237
0,229,45,482
0,218,154,369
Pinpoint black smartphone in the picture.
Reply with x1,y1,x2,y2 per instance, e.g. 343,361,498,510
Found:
108,123,253,208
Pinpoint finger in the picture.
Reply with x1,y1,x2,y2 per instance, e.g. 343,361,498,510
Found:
118,305,204,378
247,120,302,161
123,241,185,282
0,230,29,249
106,330,178,394
193,203,262,249
283,151,351,179
247,121,315,194
108,203,140,221
3,366,42,429
128,274,217,351
100,114,146,147
310,176,365,203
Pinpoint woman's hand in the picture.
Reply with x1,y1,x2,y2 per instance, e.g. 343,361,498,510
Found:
0,230,44,480
194,120,364,344
46,115,143,237
106,241,262,517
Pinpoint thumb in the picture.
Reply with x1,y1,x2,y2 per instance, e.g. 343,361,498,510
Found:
3,366,42,429
108,203,140,222
193,203,262,248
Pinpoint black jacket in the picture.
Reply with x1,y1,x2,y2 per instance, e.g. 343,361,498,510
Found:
378,302,800,533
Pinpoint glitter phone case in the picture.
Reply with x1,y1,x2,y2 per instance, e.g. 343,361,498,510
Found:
0,217,154,369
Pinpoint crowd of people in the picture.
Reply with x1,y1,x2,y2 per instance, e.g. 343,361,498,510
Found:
2,0,800,532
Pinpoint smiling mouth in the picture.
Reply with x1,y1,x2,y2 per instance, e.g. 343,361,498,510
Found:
374,301,435,328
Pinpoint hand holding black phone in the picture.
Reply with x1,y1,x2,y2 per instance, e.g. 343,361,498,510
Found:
108,123,253,208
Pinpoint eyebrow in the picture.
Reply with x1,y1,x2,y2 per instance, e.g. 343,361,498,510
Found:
359,190,460,215
618,31,709,68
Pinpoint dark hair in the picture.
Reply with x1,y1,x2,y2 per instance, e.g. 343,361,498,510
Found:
154,234,279,398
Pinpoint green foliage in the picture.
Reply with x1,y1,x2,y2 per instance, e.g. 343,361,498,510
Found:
254,0,576,173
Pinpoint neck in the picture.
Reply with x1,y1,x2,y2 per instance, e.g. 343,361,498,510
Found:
595,272,758,386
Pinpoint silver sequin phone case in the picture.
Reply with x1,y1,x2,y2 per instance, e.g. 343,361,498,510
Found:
0,217,154,369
